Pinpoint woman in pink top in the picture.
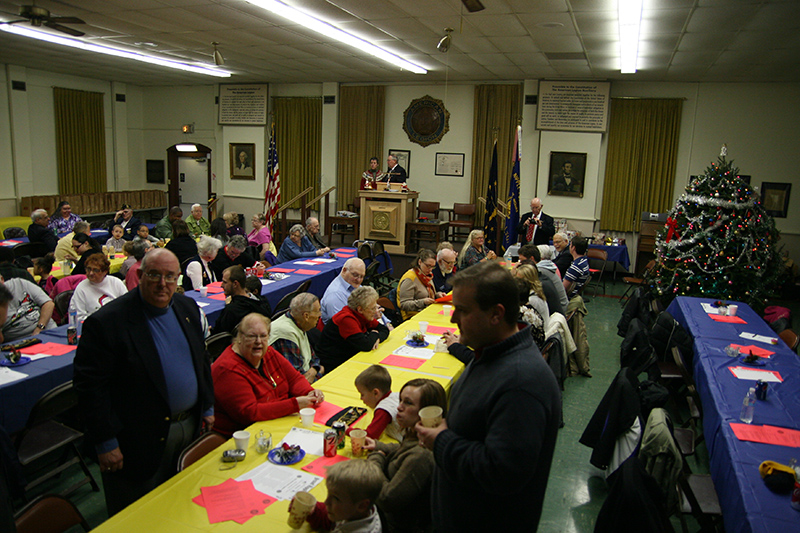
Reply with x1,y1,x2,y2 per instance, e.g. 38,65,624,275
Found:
247,213,273,261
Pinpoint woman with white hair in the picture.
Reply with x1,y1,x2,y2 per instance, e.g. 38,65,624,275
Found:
457,229,496,270
276,223,326,263
182,235,223,291
316,286,390,372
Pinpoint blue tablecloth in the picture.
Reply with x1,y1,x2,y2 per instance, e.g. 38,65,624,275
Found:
669,296,800,533
588,243,630,271
183,248,352,326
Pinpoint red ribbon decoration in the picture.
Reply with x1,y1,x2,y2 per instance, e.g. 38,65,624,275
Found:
666,217,679,241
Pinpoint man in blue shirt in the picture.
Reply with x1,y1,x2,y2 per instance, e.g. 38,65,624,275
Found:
320,257,365,323
563,236,590,298
74,249,214,515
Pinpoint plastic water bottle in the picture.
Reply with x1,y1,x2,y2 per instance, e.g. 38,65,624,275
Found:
739,387,756,424
68,308,78,329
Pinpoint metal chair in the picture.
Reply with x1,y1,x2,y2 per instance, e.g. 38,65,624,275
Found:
12,242,49,260
205,332,232,362
448,203,475,242
779,328,799,351
271,280,311,319
177,432,227,472
14,494,89,533
14,382,100,499
52,290,74,326
584,248,608,295
619,259,656,307
3,226,27,239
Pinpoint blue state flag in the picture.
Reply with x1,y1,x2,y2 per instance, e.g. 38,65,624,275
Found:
483,141,499,252
502,126,521,251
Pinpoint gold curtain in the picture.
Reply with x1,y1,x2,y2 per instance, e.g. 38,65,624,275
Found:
470,84,521,224
53,87,107,194
600,98,683,232
336,86,385,209
273,97,322,208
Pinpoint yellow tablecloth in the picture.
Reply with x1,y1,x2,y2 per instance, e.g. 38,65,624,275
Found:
0,216,31,236
50,254,126,279
95,301,464,532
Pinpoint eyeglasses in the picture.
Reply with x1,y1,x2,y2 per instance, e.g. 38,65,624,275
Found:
144,272,179,283
85,267,104,274
242,333,269,342
442,259,455,266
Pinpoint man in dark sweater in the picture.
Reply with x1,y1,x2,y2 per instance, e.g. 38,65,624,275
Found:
27,209,58,252
212,265,272,335
416,262,561,532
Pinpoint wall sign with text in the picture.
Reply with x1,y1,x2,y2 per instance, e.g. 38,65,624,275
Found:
536,81,610,133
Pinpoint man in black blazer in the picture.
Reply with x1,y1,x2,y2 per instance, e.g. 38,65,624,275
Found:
517,198,555,246
27,209,58,252
113,204,143,241
386,154,407,183
74,249,214,515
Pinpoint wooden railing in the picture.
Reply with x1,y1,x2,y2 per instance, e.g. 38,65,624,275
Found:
273,187,313,243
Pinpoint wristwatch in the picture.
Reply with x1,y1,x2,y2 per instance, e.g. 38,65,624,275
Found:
36,323,46,330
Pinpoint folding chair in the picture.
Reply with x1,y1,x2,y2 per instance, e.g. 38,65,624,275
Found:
14,494,89,533
177,432,227,472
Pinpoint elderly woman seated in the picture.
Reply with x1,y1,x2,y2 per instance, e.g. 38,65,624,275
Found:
364,378,447,533
211,313,325,437
68,254,127,321
183,235,223,291
398,249,442,321
316,286,390,373
276,224,329,263
457,229,496,270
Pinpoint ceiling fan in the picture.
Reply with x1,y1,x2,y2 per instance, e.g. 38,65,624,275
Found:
0,5,86,37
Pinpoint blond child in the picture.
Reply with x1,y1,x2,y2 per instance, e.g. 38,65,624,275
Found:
304,460,383,532
350,365,401,441
105,224,126,252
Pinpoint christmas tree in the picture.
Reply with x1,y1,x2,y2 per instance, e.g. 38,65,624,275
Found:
649,149,784,310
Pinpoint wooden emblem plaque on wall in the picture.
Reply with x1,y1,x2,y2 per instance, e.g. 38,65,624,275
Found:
402,95,450,147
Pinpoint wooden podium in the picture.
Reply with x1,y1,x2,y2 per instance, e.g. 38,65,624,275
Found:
357,189,419,254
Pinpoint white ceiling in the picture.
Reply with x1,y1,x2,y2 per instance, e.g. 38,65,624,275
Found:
0,0,798,86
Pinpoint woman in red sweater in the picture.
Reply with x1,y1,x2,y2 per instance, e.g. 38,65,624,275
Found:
211,312,324,436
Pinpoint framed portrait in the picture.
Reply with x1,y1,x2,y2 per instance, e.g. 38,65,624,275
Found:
435,153,464,177
388,149,410,177
761,182,791,218
547,152,587,198
230,143,256,180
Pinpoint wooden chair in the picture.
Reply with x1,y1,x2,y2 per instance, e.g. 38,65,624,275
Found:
779,328,799,351
410,201,442,248
205,332,232,362
15,382,100,500
326,198,359,246
177,432,227,472
448,203,475,242
14,494,89,533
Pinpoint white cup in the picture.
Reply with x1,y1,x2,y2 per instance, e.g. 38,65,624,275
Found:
350,429,367,456
299,407,315,428
419,321,428,334
418,405,443,428
442,305,452,316
233,430,250,451
728,304,738,316
199,286,208,297
287,491,317,529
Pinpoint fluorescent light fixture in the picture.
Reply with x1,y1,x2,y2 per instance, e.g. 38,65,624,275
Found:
176,144,198,152
246,0,427,74
618,0,643,74
0,25,232,78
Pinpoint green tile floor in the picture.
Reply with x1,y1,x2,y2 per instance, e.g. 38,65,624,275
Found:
29,275,798,531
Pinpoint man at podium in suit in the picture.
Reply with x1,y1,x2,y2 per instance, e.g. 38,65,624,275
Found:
518,198,555,246
385,154,407,183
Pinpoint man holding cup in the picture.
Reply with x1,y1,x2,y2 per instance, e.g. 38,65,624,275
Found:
416,262,561,531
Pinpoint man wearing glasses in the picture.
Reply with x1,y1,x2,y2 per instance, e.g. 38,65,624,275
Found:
319,257,366,324
432,247,457,294
74,248,214,516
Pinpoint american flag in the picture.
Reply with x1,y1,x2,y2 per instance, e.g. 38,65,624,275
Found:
264,123,281,226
